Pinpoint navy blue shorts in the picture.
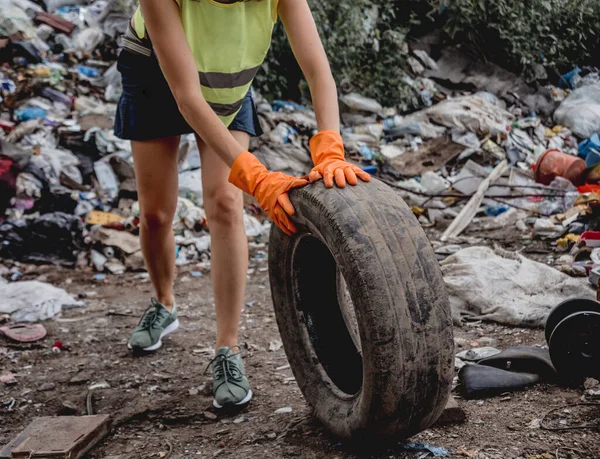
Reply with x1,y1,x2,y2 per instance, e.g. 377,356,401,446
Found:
113,49,263,141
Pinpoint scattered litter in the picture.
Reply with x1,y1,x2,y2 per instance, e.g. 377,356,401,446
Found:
528,418,542,429
400,442,449,457
88,380,110,391
204,411,217,420
274,407,293,414
456,347,501,362
0,323,47,342
51,340,63,353
340,93,382,114
0,372,17,385
442,161,509,241
268,340,283,352
0,281,84,322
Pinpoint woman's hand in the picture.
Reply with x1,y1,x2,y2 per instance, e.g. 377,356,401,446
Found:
229,152,308,235
308,130,371,188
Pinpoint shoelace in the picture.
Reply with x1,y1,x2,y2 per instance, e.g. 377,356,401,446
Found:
139,299,166,330
205,347,245,397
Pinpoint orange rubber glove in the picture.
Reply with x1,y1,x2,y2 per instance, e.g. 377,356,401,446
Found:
309,130,371,188
229,151,308,236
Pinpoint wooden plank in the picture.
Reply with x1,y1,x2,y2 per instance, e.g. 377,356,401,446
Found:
441,160,509,241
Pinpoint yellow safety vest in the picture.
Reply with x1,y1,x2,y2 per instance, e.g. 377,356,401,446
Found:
133,0,278,126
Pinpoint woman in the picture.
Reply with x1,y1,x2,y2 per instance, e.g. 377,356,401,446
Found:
114,0,370,409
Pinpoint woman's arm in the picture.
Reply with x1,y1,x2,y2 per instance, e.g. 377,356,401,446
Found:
278,0,339,132
138,0,244,167
279,0,370,188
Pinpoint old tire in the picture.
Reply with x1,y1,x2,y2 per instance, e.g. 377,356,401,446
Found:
268,178,454,439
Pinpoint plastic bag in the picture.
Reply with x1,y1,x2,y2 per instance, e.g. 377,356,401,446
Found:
73,27,105,53
340,93,383,114
554,83,600,138
11,0,44,17
0,5,36,38
425,92,514,137
40,147,82,185
178,169,203,205
103,62,122,102
421,171,449,194
0,281,84,322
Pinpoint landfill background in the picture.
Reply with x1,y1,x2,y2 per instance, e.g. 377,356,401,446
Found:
1,0,600,458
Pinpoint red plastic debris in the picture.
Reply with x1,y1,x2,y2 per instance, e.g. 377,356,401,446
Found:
51,341,64,353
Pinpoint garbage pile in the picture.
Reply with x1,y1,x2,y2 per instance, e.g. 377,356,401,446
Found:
2,0,600,289
0,0,273,275
302,63,600,289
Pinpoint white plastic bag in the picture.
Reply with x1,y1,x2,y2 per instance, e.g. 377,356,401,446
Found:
554,83,600,138
0,281,84,322
340,93,383,114
73,27,105,53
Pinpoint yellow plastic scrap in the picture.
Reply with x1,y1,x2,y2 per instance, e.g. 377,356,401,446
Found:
411,206,425,216
86,210,124,226
552,125,564,133
482,139,505,159
557,234,580,249
544,128,556,138
33,66,51,78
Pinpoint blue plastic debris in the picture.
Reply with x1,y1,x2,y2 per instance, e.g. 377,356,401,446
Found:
94,274,106,281
359,144,376,160
485,205,509,217
0,77,16,94
579,133,600,159
272,100,306,112
401,442,449,457
559,67,581,89
190,270,203,277
586,148,600,170
361,165,377,175
77,65,101,78
14,107,47,121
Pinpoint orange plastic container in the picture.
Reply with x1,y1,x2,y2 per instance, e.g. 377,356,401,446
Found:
534,149,587,186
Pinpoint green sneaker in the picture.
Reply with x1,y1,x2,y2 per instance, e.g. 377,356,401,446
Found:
210,346,253,408
128,299,179,352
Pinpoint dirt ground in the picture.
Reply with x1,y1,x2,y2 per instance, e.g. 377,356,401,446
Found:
1,252,600,459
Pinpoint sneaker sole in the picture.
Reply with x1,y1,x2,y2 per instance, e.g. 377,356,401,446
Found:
128,318,180,352
213,389,253,409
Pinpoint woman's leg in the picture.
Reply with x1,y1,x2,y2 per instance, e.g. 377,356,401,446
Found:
197,131,252,408
196,131,249,350
132,136,180,309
